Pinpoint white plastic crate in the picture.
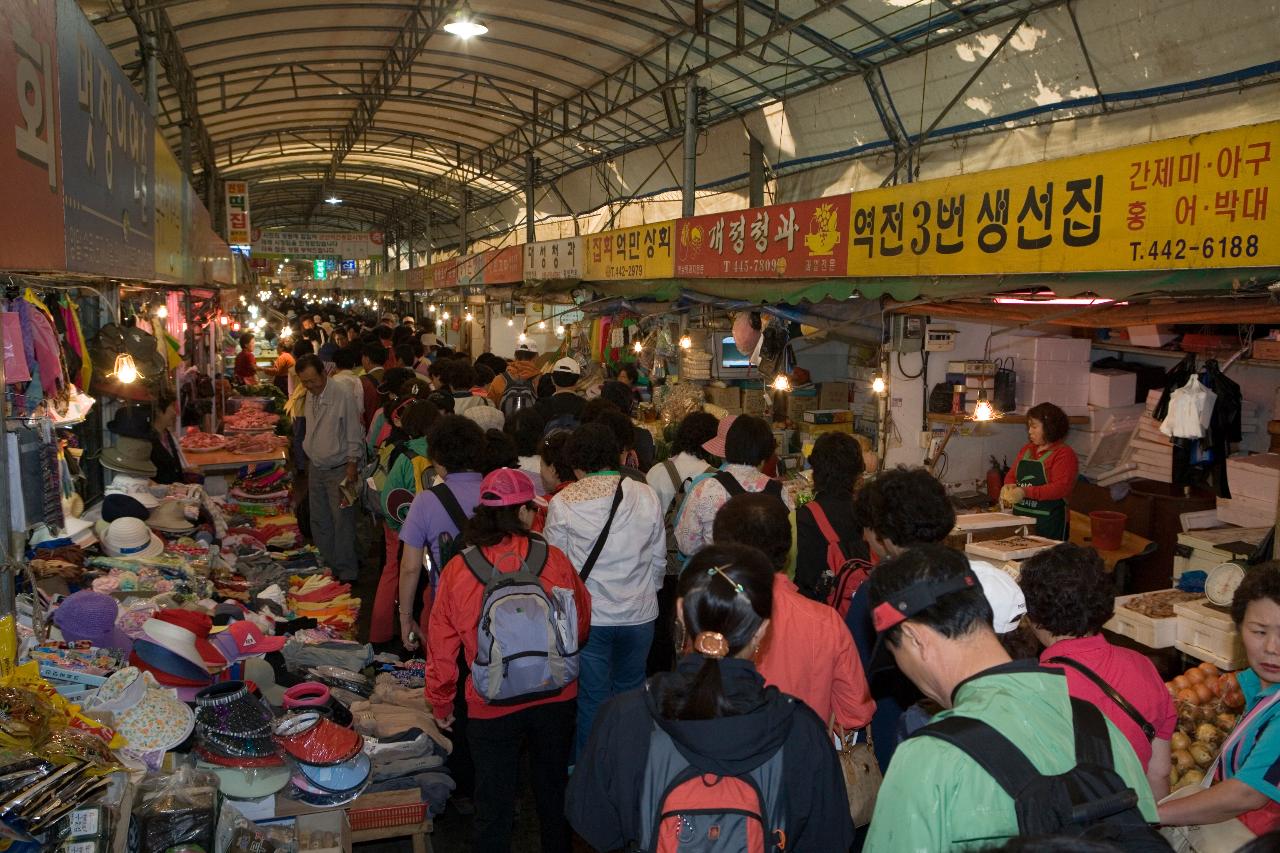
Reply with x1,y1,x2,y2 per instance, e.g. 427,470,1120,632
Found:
1103,593,1182,649
1175,599,1246,670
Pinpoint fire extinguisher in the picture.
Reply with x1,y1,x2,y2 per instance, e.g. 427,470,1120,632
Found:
986,456,1004,504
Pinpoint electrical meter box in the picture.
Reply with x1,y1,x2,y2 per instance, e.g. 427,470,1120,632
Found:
888,315,927,352
925,326,957,352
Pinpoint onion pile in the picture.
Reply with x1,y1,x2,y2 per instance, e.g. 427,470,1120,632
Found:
1167,663,1241,791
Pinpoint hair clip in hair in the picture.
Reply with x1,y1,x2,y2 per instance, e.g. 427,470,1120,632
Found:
707,565,745,595
693,631,730,659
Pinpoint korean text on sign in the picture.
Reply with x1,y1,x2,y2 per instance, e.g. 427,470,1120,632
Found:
844,120,1278,275
582,222,676,280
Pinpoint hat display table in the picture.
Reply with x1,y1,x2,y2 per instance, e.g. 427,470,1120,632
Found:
192,448,288,495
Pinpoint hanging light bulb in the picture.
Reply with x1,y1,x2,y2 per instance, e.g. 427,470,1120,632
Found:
507,318,514,327
518,332,528,344
633,340,643,354
219,315,229,326
771,374,792,392
871,375,887,395
442,311,450,321
464,311,474,322
155,304,168,319
679,334,692,349
428,304,437,313
538,320,547,330
113,353,138,384
971,394,1001,423
279,325,293,340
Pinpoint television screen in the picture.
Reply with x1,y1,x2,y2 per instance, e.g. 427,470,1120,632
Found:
720,336,751,368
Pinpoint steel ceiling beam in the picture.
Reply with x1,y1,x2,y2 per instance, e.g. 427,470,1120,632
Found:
309,0,466,222
438,0,854,190
121,0,215,193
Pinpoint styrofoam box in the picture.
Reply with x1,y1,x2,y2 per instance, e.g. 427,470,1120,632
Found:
1016,359,1090,386
1216,497,1277,529
1006,335,1092,362
1103,593,1183,648
1226,453,1280,501
1077,403,1146,433
1175,599,1246,670
1089,370,1138,408
1174,526,1271,578
1128,325,1178,348
1020,382,1089,409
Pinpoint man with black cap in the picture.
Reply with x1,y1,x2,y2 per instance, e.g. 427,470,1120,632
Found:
862,544,1157,851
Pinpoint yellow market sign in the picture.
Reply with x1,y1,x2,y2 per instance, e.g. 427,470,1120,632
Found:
846,121,1277,275
583,221,676,280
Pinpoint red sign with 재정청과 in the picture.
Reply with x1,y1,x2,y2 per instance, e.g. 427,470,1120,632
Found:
675,196,850,278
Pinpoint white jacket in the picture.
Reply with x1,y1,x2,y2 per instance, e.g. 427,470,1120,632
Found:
543,474,666,626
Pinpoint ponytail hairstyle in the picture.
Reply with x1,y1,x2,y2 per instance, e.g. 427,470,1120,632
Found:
663,544,774,721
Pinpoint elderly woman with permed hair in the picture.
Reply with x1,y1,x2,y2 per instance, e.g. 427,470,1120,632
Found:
1001,401,1079,540
1159,562,1280,846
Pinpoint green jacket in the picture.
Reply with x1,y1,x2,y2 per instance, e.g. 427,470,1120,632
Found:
865,662,1157,852
380,437,431,531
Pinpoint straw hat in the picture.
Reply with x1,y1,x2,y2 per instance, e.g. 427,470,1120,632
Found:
51,590,131,653
105,474,159,508
100,517,164,560
147,500,194,534
101,437,157,479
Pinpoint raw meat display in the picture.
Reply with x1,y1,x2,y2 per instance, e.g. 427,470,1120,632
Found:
179,429,227,453
225,432,288,455
1122,589,1204,619
223,405,280,431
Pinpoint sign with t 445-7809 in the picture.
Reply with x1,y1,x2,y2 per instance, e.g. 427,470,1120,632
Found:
843,120,1277,275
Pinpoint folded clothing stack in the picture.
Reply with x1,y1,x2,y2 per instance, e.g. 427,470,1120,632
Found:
287,574,360,636
345,674,454,817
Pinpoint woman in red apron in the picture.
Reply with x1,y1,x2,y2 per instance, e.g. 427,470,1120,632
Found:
1159,563,1280,845
1002,402,1079,541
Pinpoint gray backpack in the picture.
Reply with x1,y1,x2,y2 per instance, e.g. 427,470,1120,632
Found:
638,708,788,852
464,536,580,705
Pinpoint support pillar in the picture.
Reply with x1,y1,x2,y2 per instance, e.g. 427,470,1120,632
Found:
144,35,159,117
748,135,765,207
681,76,699,218
525,153,537,243
458,191,469,257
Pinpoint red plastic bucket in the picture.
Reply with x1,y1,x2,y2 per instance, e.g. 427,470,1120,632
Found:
1089,511,1127,551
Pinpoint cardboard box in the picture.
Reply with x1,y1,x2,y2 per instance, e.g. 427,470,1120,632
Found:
295,810,351,853
799,421,854,438
704,386,742,411
818,382,848,409
803,409,853,424
1254,339,1280,361
1089,369,1138,407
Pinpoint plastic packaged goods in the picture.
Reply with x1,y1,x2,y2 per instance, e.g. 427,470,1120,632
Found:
134,765,219,853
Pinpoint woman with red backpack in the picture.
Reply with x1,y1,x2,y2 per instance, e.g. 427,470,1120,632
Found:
567,544,853,853
796,432,873,611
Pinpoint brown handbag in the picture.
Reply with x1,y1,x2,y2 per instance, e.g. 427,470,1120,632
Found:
833,724,883,828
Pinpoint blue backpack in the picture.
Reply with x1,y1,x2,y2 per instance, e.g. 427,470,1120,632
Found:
464,535,580,705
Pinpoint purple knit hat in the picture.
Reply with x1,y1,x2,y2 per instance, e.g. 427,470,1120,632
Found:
52,590,133,655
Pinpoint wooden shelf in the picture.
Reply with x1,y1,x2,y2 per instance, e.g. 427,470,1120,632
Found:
1093,343,1280,370
928,413,1089,425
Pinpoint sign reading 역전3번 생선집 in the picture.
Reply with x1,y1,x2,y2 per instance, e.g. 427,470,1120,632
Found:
845,120,1277,275
676,196,849,278
583,222,675,279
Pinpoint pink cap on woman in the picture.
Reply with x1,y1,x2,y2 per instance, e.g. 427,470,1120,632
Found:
478,468,537,507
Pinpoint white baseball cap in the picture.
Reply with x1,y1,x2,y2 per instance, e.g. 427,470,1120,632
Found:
515,340,539,355
552,357,581,377
970,560,1027,634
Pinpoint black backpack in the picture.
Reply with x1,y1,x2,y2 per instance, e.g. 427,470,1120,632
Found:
498,370,537,420
915,697,1170,852
714,470,783,501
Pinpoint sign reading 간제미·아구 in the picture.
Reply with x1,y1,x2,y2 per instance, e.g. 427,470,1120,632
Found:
846,120,1277,275
583,222,675,280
